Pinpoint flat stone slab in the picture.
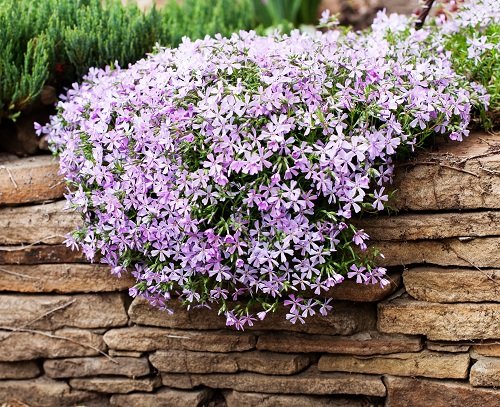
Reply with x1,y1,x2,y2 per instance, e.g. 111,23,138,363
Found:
149,350,311,375
110,388,212,407
0,264,135,293
403,267,500,302
69,376,160,394
0,244,86,265
256,331,422,355
0,361,40,379
318,350,469,379
378,296,500,340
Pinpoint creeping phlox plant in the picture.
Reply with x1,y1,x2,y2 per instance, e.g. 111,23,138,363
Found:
42,1,496,329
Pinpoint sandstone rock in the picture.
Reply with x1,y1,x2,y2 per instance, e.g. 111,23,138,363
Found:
0,293,128,330
161,366,386,397
472,343,500,357
0,376,106,407
357,211,500,241
0,201,79,245
256,331,422,355
470,357,500,387
426,341,470,353
129,297,376,336
110,388,212,407
392,131,500,211
104,327,256,353
70,376,160,394
109,350,144,358
0,264,135,293
0,156,65,205
384,375,500,407
0,245,86,265
318,350,469,379
225,390,371,407
149,350,310,375
376,237,500,268
403,267,500,302
0,361,40,379
44,357,150,379
378,296,500,340
0,328,105,361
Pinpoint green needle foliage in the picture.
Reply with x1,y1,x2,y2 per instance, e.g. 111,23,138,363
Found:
0,0,256,122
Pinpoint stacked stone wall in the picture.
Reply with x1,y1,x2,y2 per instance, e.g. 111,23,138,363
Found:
0,131,499,406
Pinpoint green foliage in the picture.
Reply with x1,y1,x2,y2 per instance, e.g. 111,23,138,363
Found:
252,0,321,28
0,0,256,121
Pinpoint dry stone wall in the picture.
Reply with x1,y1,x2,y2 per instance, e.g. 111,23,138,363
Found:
0,131,499,406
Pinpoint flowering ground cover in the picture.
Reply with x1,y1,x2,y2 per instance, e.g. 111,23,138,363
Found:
41,0,499,329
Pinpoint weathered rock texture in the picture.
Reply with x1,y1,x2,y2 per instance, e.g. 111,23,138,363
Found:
1,131,500,405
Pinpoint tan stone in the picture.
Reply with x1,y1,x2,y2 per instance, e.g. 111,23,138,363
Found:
0,293,128,330
44,357,150,378
0,201,79,245
0,156,65,205
384,375,500,407
0,244,86,265
0,376,106,407
392,131,500,211
0,328,105,361
129,297,376,335
110,388,212,407
378,296,500,340
225,390,370,407
318,350,469,379
356,211,500,241
149,350,310,375
426,341,470,353
0,361,40,379
472,343,500,357
376,237,500,268
104,327,256,353
70,376,160,394
161,366,386,397
109,350,144,358
257,331,422,355
470,357,500,387
0,264,135,293
403,267,500,302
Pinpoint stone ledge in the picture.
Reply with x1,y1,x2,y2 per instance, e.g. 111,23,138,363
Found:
161,366,387,397
0,264,135,293
110,388,212,407
256,331,422,355
318,350,469,379
403,267,500,302
0,244,86,265
378,296,500,340
69,376,160,394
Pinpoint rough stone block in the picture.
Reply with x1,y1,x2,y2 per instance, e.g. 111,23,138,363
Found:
470,357,500,387
318,350,469,379
0,361,40,379
161,366,386,397
70,376,160,394
0,377,107,407
0,244,86,265
149,350,310,375
0,328,105,361
384,375,500,407
378,296,500,340
403,267,500,302
0,293,128,330
110,388,212,407
256,331,422,355
472,343,500,357
0,201,79,245
225,390,373,407
44,357,150,379
0,264,135,293
104,327,256,353
0,156,65,205
129,297,376,336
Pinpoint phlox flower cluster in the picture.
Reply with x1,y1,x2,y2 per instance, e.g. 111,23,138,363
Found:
41,4,490,329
